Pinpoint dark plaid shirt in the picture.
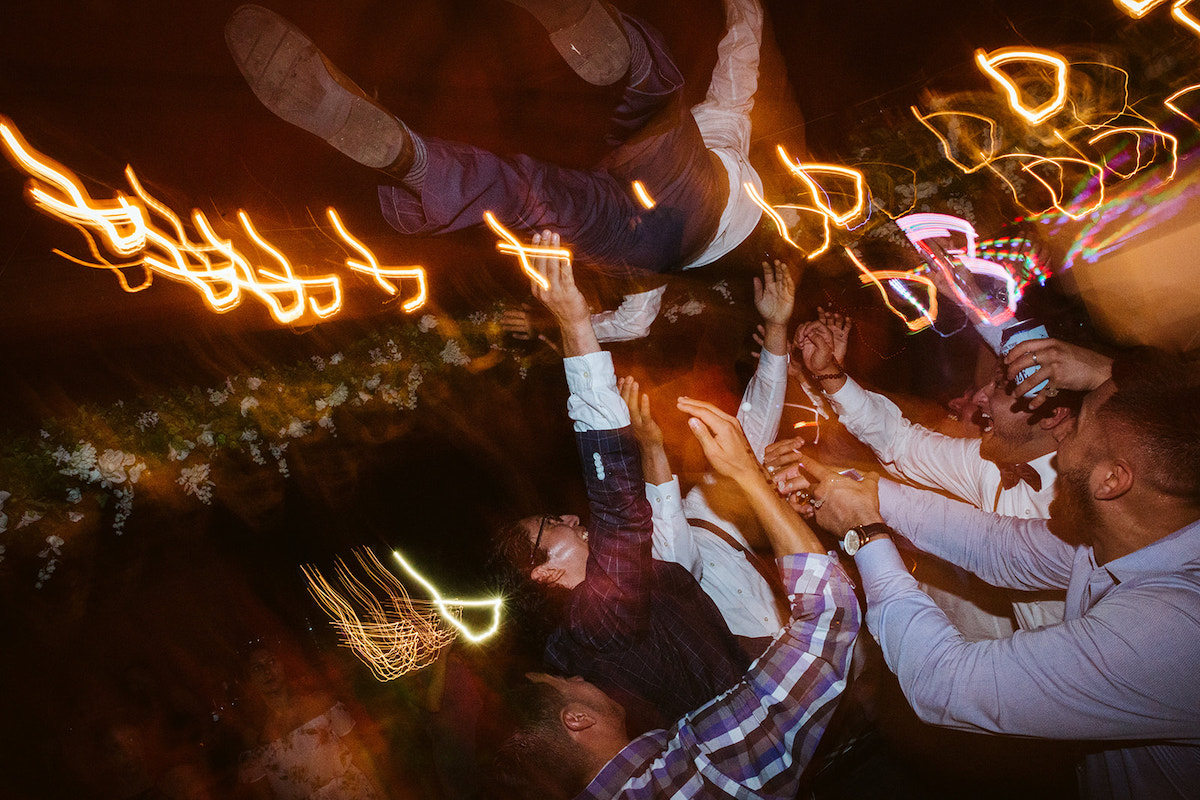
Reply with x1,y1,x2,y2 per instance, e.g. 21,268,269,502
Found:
545,425,750,734
579,554,859,799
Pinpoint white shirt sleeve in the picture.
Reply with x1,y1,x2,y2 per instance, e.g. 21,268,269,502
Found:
827,377,992,509
736,348,788,461
590,286,666,343
564,350,630,433
645,476,703,578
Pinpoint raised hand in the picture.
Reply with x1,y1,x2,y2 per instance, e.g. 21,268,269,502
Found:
527,230,596,357
500,302,537,340
676,397,761,483
1003,337,1113,409
620,376,663,450
775,455,883,534
754,259,797,328
817,307,851,365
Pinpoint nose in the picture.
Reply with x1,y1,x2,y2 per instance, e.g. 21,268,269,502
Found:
970,383,990,407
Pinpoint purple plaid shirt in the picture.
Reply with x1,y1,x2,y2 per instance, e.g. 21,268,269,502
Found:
577,553,860,799
546,425,750,733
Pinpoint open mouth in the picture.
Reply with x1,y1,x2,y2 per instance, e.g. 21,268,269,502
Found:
975,410,994,433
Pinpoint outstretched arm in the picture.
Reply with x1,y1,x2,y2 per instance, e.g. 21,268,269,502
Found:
678,397,824,557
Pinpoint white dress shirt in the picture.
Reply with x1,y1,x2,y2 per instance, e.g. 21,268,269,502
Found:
827,376,1066,632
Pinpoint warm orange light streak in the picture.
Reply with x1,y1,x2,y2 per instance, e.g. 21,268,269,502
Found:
325,208,428,312
792,420,819,429
484,212,571,290
631,180,656,209
991,153,1107,220
393,550,503,644
1114,0,1169,17
1173,0,1200,34
1164,84,1200,126
845,249,938,332
1087,126,1179,181
303,549,457,682
975,47,1069,125
743,181,833,258
1,117,355,325
775,146,867,227
910,107,1000,173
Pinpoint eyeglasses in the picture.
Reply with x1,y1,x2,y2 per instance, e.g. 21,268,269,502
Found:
530,515,560,567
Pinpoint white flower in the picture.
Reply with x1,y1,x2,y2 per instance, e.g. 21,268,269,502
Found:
269,443,289,477
197,429,216,448
280,418,309,439
440,340,471,366
468,311,487,325
208,388,230,406
368,347,386,366
246,376,263,391
317,415,335,433
66,488,82,504
248,443,266,465
127,462,146,484
418,314,438,332
712,280,732,301
311,355,326,372
136,411,160,431
168,441,194,462
678,299,705,317
18,510,43,529
57,442,98,480
97,449,137,485
39,429,50,439
324,384,349,408
240,428,259,442
329,352,344,365
240,396,260,417
0,490,8,506
177,464,215,505
0,511,7,533
364,374,382,391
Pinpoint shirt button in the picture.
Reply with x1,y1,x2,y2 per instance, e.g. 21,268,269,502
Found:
709,562,716,567
737,589,743,594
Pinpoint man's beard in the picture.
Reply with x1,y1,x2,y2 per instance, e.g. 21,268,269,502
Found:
1047,465,1097,547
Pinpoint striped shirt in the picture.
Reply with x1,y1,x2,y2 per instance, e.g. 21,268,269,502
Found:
578,553,859,799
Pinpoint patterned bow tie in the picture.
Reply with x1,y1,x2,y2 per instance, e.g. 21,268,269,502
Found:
998,462,1042,492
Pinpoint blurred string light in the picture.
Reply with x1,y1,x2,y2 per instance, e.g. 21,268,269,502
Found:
0,116,426,323
894,213,1018,327
631,180,656,209
844,248,939,333
392,550,502,644
911,48,1183,222
302,548,457,682
1164,84,1200,127
483,211,573,290
325,207,427,312
975,48,1069,125
1173,0,1200,35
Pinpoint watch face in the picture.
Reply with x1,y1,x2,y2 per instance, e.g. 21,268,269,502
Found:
843,530,863,556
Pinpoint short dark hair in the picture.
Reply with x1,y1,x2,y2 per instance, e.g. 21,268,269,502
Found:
1101,348,1200,503
489,681,592,800
488,516,571,652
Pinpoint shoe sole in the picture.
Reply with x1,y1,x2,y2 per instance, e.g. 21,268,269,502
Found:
225,5,404,168
547,1,630,86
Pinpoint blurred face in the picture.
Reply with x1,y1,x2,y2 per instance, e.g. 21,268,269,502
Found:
1047,381,1115,548
972,369,1043,463
246,648,284,694
525,514,589,590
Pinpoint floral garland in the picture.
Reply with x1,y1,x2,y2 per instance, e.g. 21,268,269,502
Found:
0,277,737,588
0,308,538,586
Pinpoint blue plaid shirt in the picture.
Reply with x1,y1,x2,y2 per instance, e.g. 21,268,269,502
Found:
577,553,860,799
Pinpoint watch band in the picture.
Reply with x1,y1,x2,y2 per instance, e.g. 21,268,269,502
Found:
842,522,893,555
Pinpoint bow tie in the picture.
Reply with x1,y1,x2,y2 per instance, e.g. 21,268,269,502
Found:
998,462,1042,492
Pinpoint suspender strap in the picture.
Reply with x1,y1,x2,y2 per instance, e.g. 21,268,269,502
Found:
687,517,791,622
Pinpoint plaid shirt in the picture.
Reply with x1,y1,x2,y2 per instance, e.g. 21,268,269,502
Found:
546,425,750,733
577,553,860,799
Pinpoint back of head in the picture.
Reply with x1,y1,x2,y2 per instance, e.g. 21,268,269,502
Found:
1101,348,1200,505
489,681,591,800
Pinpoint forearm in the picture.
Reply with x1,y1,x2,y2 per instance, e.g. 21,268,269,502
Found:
639,442,673,486
761,321,788,357
559,316,601,358
735,470,824,556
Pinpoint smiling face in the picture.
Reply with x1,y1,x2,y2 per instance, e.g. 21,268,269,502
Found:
972,369,1048,464
524,514,590,590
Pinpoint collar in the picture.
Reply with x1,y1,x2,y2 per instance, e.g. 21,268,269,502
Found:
1100,517,1200,584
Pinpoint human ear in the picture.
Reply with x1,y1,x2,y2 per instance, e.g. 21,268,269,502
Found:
531,564,563,585
562,705,596,732
1038,405,1073,432
1094,459,1134,500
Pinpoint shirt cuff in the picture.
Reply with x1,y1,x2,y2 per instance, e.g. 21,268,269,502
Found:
564,351,630,432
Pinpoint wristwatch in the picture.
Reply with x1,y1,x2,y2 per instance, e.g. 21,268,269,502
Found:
841,523,893,556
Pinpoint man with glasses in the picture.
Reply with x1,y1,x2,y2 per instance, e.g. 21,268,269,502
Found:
491,232,748,736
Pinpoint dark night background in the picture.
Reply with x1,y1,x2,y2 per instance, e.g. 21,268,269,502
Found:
0,1,1188,797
